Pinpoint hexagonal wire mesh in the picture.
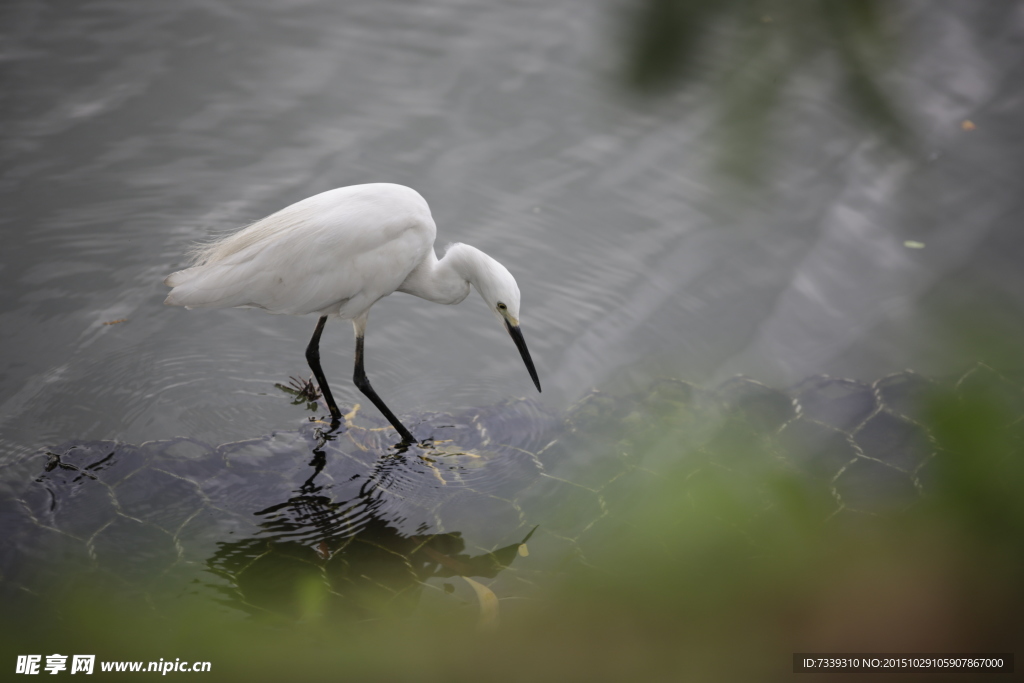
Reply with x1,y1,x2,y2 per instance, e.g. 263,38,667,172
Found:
1,365,1018,623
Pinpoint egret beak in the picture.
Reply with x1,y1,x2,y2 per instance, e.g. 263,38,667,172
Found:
505,319,541,392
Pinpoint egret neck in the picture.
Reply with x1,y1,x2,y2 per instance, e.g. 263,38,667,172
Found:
399,243,493,308
398,242,539,392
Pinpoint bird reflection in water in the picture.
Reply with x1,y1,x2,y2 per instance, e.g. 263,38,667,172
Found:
12,397,549,623
205,424,537,621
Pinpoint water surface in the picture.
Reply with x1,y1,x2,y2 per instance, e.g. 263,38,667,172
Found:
1,0,1023,631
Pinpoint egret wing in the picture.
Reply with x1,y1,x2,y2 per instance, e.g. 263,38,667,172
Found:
164,184,435,316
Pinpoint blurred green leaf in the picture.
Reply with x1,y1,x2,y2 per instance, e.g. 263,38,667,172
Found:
618,0,911,181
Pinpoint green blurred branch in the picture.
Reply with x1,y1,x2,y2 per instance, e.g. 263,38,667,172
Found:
620,0,910,180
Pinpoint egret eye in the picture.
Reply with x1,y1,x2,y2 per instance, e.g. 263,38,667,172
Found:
497,302,507,311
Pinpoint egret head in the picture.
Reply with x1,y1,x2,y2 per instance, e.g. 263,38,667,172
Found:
475,257,522,326
462,247,540,393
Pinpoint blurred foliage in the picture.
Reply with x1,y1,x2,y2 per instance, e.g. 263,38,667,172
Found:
3,360,1022,681
617,0,909,180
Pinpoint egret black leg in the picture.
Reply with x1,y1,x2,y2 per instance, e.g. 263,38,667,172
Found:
306,315,342,423
353,333,416,444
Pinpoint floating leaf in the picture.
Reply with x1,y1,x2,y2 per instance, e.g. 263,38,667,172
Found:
462,577,499,631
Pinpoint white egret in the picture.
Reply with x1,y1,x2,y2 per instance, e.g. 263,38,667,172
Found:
164,183,540,445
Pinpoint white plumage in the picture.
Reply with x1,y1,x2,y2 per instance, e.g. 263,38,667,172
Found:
164,183,540,445
165,184,434,316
